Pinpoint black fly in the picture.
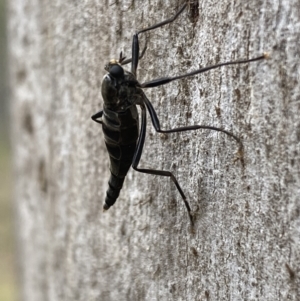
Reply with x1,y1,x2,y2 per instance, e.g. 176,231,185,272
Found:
92,2,266,225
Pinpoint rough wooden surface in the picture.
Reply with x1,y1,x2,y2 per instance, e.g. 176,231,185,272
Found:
9,0,300,300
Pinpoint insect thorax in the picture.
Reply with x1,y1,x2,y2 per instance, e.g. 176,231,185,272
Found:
101,70,142,111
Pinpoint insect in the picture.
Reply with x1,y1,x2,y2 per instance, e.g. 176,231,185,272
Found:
92,2,266,225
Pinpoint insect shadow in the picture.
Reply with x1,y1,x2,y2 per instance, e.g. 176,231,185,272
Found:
92,2,266,226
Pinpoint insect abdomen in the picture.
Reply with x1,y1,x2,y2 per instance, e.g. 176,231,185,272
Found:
102,105,139,209
103,173,125,210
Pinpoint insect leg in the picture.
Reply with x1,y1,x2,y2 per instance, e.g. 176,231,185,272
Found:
140,54,267,88
136,2,187,35
132,103,194,225
131,2,187,77
121,40,148,66
91,110,103,124
142,93,244,163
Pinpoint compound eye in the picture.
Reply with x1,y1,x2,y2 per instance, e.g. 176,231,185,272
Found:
109,64,124,78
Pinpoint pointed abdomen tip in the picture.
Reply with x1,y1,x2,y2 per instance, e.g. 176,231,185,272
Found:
103,203,110,211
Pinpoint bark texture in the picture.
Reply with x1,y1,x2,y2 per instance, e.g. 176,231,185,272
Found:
9,0,300,300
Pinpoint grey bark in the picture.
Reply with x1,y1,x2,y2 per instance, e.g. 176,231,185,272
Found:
8,0,300,300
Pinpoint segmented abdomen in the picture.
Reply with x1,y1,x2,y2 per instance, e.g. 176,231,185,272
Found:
102,105,139,209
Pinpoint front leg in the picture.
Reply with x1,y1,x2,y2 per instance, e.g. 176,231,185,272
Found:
131,2,187,77
91,110,103,124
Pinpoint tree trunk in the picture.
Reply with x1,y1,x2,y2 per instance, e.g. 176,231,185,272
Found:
8,0,300,300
